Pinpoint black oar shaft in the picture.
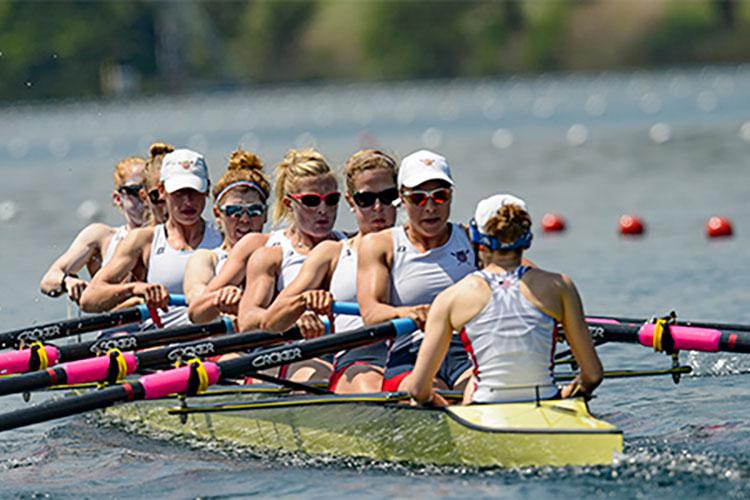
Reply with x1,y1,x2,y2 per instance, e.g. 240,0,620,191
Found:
0,307,146,349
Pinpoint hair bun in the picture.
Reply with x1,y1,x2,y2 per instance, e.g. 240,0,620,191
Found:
148,142,174,159
229,149,264,171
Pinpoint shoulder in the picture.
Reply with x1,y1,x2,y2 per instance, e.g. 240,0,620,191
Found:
444,273,489,304
361,228,393,251
247,245,282,270
77,222,115,243
233,232,270,256
188,248,216,265
312,239,343,258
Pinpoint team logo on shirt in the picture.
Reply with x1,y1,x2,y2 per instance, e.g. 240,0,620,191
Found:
452,249,470,264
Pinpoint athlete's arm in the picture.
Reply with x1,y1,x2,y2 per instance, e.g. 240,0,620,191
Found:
183,249,216,305
205,233,268,291
261,241,339,332
236,247,281,332
80,227,167,313
357,230,429,328
40,223,111,302
557,275,603,397
403,276,489,405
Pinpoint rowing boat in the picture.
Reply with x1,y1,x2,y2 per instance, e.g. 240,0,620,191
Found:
104,388,622,468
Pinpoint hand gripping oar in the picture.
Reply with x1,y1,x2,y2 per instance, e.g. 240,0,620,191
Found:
0,317,234,376
0,295,187,350
0,323,304,397
0,318,416,432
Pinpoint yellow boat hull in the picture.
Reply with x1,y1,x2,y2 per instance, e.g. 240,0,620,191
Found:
106,392,621,468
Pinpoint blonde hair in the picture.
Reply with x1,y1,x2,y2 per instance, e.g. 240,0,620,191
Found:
212,149,270,203
483,204,532,246
113,156,146,188
143,142,174,191
272,148,336,225
343,149,397,194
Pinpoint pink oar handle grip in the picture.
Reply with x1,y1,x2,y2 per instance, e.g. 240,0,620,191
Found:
639,324,722,352
140,362,220,400
64,353,138,384
0,346,60,375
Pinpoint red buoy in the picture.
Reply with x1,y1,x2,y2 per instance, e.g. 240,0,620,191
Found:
619,214,645,236
706,216,733,238
541,213,566,233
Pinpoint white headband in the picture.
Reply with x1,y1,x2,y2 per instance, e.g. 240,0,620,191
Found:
215,181,267,204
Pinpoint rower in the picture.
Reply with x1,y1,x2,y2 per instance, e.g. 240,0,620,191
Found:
237,148,345,382
185,149,270,325
358,150,476,393
139,142,174,226
40,155,147,304
403,194,603,406
80,149,222,328
262,149,398,393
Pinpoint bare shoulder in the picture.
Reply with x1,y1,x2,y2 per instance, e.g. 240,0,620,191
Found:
77,222,115,243
188,248,216,266
310,239,342,260
247,245,282,271
445,274,490,306
360,228,392,255
233,232,270,257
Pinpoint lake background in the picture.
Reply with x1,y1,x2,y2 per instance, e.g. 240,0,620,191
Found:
0,65,749,498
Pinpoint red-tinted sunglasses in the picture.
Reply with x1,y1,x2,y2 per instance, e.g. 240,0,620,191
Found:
288,191,341,208
402,187,452,207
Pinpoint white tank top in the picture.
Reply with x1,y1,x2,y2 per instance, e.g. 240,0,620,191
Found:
265,229,346,293
328,240,362,333
146,223,223,294
390,224,476,351
101,225,128,268
213,247,229,277
462,267,558,403
142,222,222,329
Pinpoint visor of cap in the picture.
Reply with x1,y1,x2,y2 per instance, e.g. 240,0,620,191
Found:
163,175,209,194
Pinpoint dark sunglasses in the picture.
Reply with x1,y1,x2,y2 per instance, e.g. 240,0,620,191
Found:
352,187,399,208
288,191,341,208
402,187,452,207
148,189,165,204
220,203,266,218
118,185,143,197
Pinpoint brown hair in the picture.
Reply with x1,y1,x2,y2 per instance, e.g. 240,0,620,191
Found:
483,204,532,246
212,149,270,202
272,148,336,225
143,142,174,191
113,156,146,188
343,149,397,194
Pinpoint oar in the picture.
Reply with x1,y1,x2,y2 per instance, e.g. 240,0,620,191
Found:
586,320,750,353
0,318,416,432
0,317,234,376
589,314,750,334
0,295,187,350
0,325,305,397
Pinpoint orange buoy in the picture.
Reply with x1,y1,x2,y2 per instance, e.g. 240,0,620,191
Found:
619,214,645,236
541,213,566,233
706,216,733,238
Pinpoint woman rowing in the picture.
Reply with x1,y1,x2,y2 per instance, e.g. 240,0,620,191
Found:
185,149,270,325
358,150,477,393
403,194,603,406
237,148,345,382
139,142,173,226
262,149,398,392
40,155,147,304
80,149,222,327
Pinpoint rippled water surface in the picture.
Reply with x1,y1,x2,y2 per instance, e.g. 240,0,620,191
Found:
1,67,749,498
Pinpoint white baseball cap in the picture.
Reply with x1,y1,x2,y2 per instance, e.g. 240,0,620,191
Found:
160,149,210,194
474,194,529,229
397,150,454,189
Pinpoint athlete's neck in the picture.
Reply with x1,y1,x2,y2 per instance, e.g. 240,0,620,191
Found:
405,223,451,252
285,225,335,252
165,218,206,251
482,252,523,274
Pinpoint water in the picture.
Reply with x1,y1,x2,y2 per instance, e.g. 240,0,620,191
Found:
1,66,749,497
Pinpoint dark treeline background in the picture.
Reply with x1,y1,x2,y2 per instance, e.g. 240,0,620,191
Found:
1,0,749,102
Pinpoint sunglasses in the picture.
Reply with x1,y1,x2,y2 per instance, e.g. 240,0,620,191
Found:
352,187,399,208
402,187,452,207
220,203,266,218
148,189,165,205
288,191,341,208
118,185,143,198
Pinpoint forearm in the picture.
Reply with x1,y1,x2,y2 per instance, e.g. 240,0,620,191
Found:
187,291,222,324
361,302,413,326
80,281,138,313
261,295,307,332
238,305,270,332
